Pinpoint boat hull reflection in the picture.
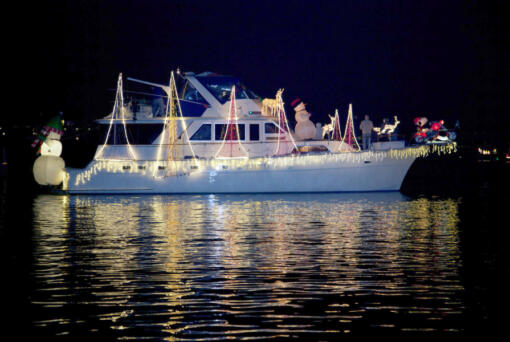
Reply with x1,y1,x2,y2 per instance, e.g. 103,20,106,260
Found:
31,193,464,337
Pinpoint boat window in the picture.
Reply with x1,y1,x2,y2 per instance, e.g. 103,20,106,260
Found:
249,124,259,141
102,124,164,145
196,75,259,104
181,81,207,104
215,124,245,141
190,124,212,141
264,122,282,134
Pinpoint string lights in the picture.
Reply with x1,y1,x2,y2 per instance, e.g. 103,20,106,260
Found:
274,89,298,155
260,89,298,155
153,71,200,178
342,103,361,152
430,141,457,156
70,71,459,189
332,109,342,141
95,73,137,161
214,85,249,159
154,71,179,178
72,143,457,187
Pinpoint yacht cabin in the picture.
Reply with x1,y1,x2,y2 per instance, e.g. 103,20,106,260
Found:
94,72,331,161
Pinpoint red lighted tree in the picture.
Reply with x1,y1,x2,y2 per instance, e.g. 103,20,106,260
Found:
332,109,342,141
342,103,360,151
215,86,248,158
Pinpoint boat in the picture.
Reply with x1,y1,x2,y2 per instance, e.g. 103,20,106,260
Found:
35,70,435,194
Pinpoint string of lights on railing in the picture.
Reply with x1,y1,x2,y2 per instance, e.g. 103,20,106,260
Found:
73,143,458,186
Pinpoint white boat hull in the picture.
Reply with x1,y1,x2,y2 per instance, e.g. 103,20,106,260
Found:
65,150,418,194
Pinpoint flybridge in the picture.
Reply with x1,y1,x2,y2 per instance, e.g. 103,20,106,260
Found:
106,71,262,121
94,71,298,160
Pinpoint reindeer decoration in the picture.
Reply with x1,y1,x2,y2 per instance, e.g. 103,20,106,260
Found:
321,114,336,139
373,116,400,139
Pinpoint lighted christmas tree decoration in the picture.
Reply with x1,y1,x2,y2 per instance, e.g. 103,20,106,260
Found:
95,73,137,161
154,71,182,177
153,70,201,178
332,109,342,141
341,103,360,152
274,89,298,155
214,85,249,159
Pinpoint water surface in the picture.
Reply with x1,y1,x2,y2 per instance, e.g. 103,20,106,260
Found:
14,192,479,339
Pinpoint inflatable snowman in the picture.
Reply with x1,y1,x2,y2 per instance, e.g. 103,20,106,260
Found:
291,98,316,140
32,115,66,186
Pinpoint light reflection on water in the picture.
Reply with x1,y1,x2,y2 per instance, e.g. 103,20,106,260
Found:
31,193,463,338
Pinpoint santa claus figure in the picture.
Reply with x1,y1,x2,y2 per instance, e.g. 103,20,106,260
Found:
413,116,429,143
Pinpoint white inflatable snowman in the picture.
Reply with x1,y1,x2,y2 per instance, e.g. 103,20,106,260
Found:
32,116,66,186
291,98,316,140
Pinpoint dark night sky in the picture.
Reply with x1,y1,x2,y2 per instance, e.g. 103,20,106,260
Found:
6,0,510,147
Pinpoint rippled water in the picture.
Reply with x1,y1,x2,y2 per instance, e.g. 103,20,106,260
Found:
5,192,484,339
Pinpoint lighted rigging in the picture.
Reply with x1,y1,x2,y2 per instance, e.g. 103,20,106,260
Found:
332,109,342,141
96,73,137,161
340,103,361,152
274,89,298,155
214,85,249,159
154,70,200,178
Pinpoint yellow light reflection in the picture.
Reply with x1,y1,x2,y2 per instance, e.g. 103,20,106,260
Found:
31,193,462,336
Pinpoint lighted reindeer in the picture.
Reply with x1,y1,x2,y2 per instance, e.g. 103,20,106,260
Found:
321,114,336,139
373,116,400,139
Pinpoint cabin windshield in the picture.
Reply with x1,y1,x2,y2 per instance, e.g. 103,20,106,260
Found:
181,80,208,104
196,75,259,104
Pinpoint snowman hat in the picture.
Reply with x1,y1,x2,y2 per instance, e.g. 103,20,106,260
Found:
31,115,64,150
291,98,304,108
291,98,307,112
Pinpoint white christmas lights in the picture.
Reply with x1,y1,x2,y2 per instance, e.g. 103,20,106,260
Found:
214,85,249,159
274,89,298,155
95,73,137,161
341,103,361,152
72,144,455,187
